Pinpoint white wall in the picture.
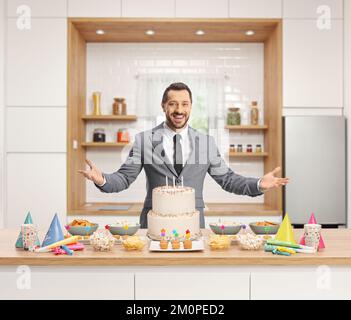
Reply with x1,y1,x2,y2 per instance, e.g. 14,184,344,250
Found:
3,0,67,229
0,0,5,228
344,0,351,228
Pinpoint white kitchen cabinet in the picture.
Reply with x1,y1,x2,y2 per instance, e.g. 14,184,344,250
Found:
122,0,175,18
229,0,282,18
6,107,66,153
6,18,67,107
7,0,67,17
251,268,351,300
68,0,121,17
283,19,343,108
135,272,250,300
0,267,134,300
283,0,343,19
6,153,66,228
176,0,228,18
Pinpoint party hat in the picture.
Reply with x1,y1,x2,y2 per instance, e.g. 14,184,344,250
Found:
299,213,326,249
15,212,40,248
275,213,296,245
41,213,64,247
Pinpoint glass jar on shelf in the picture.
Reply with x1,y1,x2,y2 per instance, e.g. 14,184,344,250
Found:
117,128,130,143
113,97,123,115
229,144,236,153
250,101,259,125
237,144,243,153
255,144,263,153
246,144,253,153
93,128,106,142
227,107,241,126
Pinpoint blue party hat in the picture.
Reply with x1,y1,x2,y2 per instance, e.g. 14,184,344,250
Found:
41,213,64,247
15,212,40,248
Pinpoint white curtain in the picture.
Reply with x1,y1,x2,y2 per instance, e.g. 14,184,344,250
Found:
135,74,224,133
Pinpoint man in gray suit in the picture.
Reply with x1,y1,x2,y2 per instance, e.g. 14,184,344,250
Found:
79,82,289,228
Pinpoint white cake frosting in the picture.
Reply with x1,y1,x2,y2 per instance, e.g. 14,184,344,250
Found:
147,186,201,240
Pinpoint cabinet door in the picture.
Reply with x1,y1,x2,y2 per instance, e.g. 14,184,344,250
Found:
68,0,121,17
283,0,343,19
6,18,67,107
122,0,175,18
283,19,343,108
0,267,134,300
135,272,250,300
6,153,66,228
7,0,67,17
229,0,282,18
251,268,351,300
176,0,228,18
6,107,66,152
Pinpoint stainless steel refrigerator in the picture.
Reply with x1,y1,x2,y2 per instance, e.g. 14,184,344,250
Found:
284,116,346,226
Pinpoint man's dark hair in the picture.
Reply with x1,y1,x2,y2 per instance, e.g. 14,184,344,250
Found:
161,82,192,105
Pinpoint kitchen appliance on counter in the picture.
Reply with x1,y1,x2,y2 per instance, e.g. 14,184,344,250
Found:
283,116,346,227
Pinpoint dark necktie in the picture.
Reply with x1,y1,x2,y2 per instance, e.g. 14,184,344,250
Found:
173,134,183,176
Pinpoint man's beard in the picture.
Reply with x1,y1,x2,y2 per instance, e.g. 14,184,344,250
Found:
165,112,189,129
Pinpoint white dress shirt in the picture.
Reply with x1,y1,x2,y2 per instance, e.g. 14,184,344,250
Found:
162,122,192,165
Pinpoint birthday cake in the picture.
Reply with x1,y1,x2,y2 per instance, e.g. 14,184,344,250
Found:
147,186,201,240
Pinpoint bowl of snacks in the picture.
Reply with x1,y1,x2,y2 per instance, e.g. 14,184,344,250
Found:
122,235,146,251
209,221,242,235
249,221,280,235
106,220,140,237
65,219,98,236
208,235,231,250
237,233,264,250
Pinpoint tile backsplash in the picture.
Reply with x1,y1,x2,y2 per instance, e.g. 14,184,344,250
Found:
86,42,264,203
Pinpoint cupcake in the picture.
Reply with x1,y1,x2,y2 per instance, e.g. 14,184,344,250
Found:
171,229,180,249
183,239,192,249
160,239,169,249
183,229,192,249
171,239,180,250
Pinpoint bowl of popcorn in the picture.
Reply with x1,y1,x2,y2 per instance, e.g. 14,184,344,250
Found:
237,233,264,250
90,229,115,251
209,221,242,235
65,219,99,236
106,220,140,237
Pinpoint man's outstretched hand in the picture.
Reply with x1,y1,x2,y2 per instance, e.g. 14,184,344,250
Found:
259,167,290,191
78,159,104,185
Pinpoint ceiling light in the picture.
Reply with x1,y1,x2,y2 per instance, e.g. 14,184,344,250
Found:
96,29,105,35
245,30,255,36
195,30,205,36
145,30,155,36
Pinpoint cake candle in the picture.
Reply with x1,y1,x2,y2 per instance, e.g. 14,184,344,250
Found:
166,176,168,187
173,176,175,188
181,176,184,187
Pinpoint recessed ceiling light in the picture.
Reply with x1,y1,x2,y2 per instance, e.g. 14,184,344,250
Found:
195,30,205,36
145,30,155,36
96,29,105,35
245,30,255,36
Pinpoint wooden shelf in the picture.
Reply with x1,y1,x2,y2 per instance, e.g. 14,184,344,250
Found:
68,202,281,217
81,142,130,148
229,152,268,157
225,125,268,130
82,115,137,121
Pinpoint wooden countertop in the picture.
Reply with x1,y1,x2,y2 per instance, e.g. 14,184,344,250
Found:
1,229,351,266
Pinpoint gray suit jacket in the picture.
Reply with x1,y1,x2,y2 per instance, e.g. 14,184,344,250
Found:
96,123,263,228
